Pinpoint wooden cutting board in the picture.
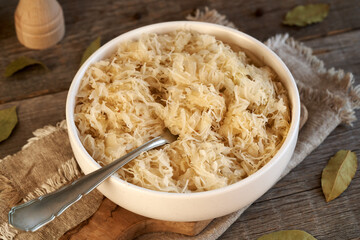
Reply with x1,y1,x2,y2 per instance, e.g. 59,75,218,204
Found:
60,198,212,240
61,103,308,240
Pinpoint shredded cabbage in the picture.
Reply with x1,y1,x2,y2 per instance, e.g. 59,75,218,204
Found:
74,30,291,193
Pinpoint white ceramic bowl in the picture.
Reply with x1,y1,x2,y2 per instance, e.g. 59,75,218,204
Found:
66,21,300,221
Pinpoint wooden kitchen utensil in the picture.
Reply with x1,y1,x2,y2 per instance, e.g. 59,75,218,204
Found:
14,0,65,49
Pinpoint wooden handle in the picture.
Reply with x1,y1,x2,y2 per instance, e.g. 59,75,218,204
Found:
60,198,212,240
15,0,65,49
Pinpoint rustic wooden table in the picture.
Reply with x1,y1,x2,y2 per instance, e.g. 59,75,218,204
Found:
1,0,359,239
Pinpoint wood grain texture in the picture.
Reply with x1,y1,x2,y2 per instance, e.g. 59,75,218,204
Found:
306,29,360,79
0,91,66,158
0,0,360,239
60,198,212,240
15,0,65,49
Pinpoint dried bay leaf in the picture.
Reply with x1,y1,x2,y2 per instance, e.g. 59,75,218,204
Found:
321,150,357,202
0,106,18,142
5,56,48,77
257,230,317,240
283,4,330,27
80,37,101,66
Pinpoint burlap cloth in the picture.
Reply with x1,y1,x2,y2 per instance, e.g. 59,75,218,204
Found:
1,8,359,240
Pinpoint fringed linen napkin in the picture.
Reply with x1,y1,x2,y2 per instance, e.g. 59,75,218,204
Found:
1,8,359,240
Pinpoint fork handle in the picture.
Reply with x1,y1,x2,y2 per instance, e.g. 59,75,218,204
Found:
8,136,167,232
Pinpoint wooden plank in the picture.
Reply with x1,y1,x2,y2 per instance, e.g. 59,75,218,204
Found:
0,0,359,104
220,147,360,239
221,185,360,239
203,0,360,41
305,29,360,79
60,198,212,240
0,91,67,159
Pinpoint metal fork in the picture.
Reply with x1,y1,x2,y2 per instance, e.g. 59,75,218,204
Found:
8,129,177,232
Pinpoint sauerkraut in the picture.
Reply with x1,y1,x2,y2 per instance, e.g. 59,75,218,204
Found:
74,30,291,193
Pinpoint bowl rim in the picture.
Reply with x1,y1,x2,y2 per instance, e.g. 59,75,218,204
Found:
66,21,300,199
